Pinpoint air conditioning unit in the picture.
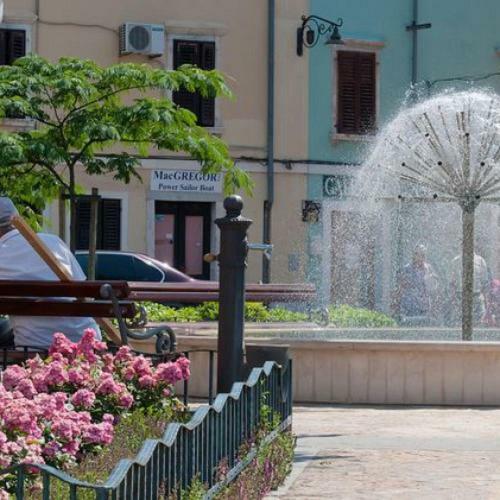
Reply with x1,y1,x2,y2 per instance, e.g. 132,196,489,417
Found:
119,23,165,57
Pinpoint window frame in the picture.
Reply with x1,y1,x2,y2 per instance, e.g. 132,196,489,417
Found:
0,23,32,57
330,40,383,143
166,33,223,134
0,23,32,129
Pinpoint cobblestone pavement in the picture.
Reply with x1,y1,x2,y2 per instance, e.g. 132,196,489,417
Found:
269,405,500,499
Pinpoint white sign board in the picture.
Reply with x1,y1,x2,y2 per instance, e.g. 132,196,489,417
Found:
151,170,223,194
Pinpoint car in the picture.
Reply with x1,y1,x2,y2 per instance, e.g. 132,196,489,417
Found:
75,251,196,283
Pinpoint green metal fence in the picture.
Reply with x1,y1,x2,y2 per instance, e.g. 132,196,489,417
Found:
1,360,292,499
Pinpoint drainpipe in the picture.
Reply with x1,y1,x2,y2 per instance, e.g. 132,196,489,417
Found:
263,0,275,283
410,0,418,86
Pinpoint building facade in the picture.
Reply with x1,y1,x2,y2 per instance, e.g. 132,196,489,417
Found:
305,0,500,311
2,0,311,284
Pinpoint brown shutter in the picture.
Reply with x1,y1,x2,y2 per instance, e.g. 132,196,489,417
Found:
75,198,121,251
0,30,7,66
75,199,91,251
358,53,376,133
337,51,376,134
100,199,121,251
199,42,216,126
8,30,26,63
173,41,200,117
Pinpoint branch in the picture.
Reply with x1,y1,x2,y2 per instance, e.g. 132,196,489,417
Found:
61,85,146,125
69,139,96,168
36,160,70,190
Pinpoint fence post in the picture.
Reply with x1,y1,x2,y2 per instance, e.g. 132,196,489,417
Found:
215,195,252,393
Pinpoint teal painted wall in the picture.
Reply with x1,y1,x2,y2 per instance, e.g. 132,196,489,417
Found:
308,0,500,163
306,0,500,301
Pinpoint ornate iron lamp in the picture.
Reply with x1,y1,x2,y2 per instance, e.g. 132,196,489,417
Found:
297,14,344,56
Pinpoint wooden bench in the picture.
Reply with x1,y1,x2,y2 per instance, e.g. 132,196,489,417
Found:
127,282,318,304
0,280,178,368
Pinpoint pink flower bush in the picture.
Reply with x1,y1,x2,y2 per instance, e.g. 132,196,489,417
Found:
0,330,190,496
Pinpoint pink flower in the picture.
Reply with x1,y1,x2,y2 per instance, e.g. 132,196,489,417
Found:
2,365,28,391
118,392,134,409
176,357,191,380
156,362,183,385
16,379,37,399
43,361,69,387
83,422,114,445
67,368,87,386
96,374,122,396
114,346,133,363
131,356,153,377
71,389,96,409
49,333,77,359
138,375,155,388
51,420,78,441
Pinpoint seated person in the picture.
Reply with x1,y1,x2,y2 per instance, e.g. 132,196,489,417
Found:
0,197,101,349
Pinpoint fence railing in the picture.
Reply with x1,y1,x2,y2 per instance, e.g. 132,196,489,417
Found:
1,360,292,499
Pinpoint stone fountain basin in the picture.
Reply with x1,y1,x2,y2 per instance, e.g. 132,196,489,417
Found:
174,328,500,407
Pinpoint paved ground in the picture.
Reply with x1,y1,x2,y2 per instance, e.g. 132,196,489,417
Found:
269,405,500,499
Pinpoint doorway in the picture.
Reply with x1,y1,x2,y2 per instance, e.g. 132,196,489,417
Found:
154,201,212,279
330,210,376,308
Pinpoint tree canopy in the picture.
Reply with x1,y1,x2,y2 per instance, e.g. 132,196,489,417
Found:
0,55,251,240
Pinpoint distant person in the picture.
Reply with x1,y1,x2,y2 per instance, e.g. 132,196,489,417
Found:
448,252,490,324
0,197,101,349
396,244,438,320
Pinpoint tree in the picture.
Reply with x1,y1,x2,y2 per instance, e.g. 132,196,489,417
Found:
0,55,251,248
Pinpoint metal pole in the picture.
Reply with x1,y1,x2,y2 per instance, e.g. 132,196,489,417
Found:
462,206,475,341
215,195,252,393
410,0,418,86
263,0,275,284
88,188,99,280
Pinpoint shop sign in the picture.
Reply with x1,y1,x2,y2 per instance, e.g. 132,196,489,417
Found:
151,170,223,194
323,175,353,199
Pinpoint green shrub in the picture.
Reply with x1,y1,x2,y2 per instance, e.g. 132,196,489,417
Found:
328,304,396,328
143,301,396,327
144,301,308,323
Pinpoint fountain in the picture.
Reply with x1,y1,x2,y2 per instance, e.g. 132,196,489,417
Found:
358,91,500,340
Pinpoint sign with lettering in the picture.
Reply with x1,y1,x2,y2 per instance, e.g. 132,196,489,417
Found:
323,175,353,199
151,170,223,194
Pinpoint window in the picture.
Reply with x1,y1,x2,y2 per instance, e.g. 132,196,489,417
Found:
133,257,163,282
95,254,136,281
0,28,26,65
336,51,376,135
173,40,216,127
75,198,122,251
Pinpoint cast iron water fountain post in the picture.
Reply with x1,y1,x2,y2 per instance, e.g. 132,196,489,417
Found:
215,195,252,393
460,196,479,341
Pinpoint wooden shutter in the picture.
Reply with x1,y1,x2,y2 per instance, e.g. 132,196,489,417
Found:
75,199,91,251
358,53,376,132
337,51,376,134
75,198,121,251
0,30,7,66
173,40,216,127
100,199,121,250
173,41,200,117
199,42,216,127
7,30,26,64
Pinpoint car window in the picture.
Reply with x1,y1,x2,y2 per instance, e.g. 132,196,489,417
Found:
133,257,163,282
75,254,89,276
95,254,137,281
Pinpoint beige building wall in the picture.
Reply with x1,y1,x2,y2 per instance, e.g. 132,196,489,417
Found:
3,0,309,284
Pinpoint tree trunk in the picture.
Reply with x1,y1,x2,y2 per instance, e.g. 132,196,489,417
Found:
462,207,475,341
69,167,77,253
